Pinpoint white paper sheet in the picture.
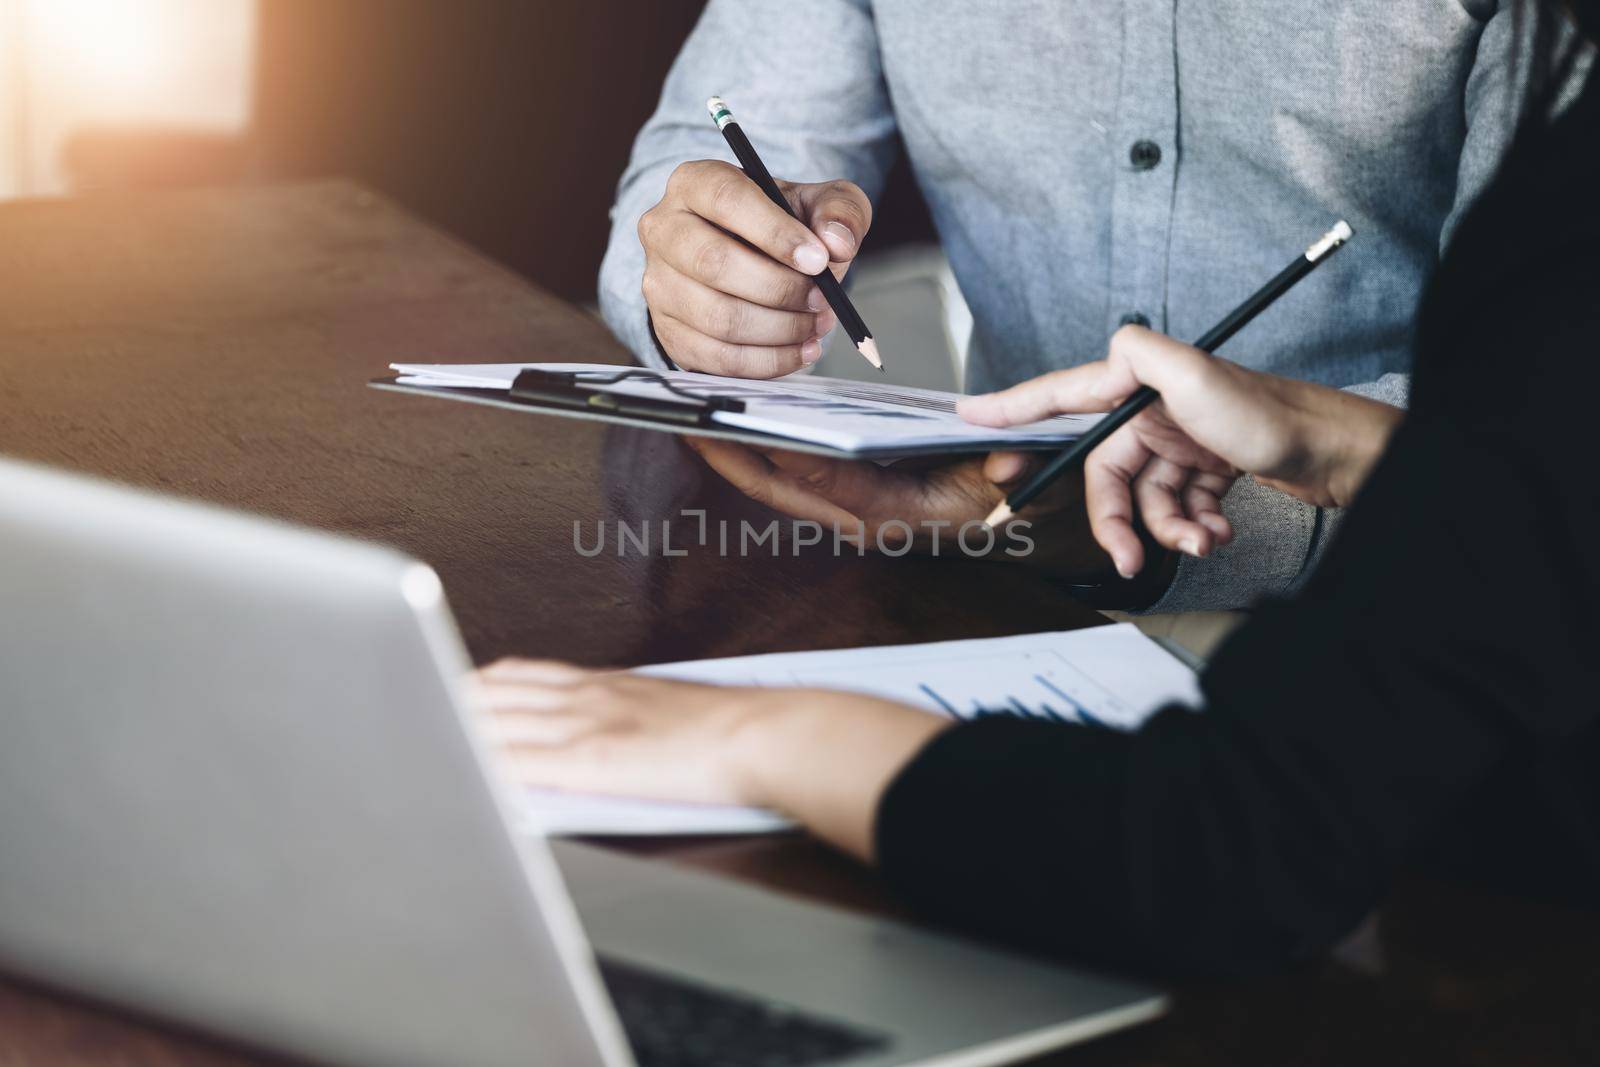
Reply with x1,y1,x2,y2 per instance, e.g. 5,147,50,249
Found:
517,624,1202,837
391,362,1102,454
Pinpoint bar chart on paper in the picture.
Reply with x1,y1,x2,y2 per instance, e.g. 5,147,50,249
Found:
642,623,1202,730
516,624,1202,837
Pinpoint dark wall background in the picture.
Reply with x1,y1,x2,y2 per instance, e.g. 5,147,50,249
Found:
249,0,933,304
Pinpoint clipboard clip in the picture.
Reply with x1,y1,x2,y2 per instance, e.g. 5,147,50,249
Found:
508,369,745,428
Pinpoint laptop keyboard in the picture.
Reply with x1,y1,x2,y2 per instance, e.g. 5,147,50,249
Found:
598,956,890,1067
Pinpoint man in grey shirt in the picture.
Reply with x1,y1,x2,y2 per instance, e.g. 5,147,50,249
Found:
598,0,1545,612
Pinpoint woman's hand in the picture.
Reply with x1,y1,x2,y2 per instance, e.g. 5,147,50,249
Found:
474,660,949,861
958,326,1403,578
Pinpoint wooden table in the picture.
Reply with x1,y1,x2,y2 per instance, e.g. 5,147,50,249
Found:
1,182,1594,1066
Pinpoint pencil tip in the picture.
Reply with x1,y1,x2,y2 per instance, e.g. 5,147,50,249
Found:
857,337,884,371
982,501,1014,529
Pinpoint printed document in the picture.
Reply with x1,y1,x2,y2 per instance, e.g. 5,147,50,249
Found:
516,624,1202,836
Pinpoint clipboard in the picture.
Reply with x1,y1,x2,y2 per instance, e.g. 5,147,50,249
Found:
368,367,1081,461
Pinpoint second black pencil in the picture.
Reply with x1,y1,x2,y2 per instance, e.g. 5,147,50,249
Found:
983,220,1355,528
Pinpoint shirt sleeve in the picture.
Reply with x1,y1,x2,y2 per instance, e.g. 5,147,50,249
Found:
596,0,900,367
1439,1,1592,250
876,397,1597,976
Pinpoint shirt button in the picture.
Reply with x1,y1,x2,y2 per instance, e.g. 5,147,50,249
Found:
1129,140,1162,170
1119,312,1151,329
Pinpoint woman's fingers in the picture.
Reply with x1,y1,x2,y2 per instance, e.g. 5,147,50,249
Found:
487,709,607,747
1183,473,1236,545
468,666,764,805
501,743,623,794
1085,432,1242,569
478,659,593,686
1104,325,1225,402
957,363,1114,427
959,327,1219,429
479,682,594,713
1082,432,1150,578
1132,457,1215,557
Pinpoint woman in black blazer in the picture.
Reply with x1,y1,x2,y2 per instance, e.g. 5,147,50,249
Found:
476,0,1600,977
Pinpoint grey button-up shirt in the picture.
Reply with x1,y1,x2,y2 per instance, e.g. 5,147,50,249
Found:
599,0,1547,612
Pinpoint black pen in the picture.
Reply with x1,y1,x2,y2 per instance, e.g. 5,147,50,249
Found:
984,220,1355,528
707,96,884,373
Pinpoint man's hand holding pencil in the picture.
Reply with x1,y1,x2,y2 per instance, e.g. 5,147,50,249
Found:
637,98,883,379
638,158,872,378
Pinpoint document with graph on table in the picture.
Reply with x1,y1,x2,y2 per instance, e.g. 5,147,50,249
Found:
516,624,1203,837
377,362,1103,458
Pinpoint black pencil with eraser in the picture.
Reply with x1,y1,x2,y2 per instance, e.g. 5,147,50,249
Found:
707,96,884,373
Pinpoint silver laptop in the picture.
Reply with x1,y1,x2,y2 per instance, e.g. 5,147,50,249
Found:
0,457,1164,1067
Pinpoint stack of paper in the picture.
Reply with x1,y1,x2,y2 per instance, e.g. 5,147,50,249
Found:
515,624,1202,837
389,362,1102,456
